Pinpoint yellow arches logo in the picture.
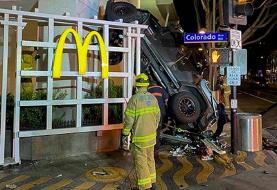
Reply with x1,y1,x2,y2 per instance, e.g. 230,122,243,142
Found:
52,28,108,79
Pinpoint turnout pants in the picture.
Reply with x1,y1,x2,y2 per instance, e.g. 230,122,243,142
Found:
132,145,156,190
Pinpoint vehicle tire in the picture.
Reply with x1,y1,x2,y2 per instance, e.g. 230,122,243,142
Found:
169,92,201,123
105,2,138,22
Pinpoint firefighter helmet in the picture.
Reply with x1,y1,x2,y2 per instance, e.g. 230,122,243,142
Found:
135,73,150,87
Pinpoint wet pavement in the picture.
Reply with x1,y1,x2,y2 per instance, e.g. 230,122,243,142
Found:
186,163,277,190
0,147,276,190
0,86,276,189
262,104,277,129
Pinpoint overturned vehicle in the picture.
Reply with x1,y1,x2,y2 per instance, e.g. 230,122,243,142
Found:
105,1,218,133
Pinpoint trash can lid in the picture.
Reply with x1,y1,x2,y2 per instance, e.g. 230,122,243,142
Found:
237,112,262,119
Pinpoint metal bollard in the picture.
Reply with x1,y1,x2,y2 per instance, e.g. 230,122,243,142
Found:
237,113,262,152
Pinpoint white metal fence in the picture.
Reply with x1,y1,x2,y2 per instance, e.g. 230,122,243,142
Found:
0,7,147,166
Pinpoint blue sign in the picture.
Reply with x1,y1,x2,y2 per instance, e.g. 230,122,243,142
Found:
184,32,228,43
227,66,241,86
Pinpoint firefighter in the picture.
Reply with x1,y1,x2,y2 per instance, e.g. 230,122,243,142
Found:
148,80,168,154
122,73,160,190
222,76,231,109
212,76,230,140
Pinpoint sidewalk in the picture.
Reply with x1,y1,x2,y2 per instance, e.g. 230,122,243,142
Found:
0,148,276,190
186,162,277,190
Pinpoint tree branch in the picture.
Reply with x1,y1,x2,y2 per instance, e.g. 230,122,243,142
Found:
244,20,277,46
194,0,201,31
242,5,268,41
267,1,277,8
256,14,277,28
254,0,269,10
200,0,208,12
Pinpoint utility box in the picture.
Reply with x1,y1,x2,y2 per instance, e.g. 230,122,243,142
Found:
237,113,262,152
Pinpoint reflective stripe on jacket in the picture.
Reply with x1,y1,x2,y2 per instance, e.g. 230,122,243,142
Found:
122,88,160,148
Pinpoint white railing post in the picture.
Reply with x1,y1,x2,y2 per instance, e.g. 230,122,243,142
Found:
76,21,83,128
0,14,9,165
47,18,54,130
103,24,109,126
13,15,24,164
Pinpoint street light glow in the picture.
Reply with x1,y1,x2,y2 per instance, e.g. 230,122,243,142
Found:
198,28,207,34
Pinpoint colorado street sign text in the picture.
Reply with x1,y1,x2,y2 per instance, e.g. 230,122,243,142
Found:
184,32,228,43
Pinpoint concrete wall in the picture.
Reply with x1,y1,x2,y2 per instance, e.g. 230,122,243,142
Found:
4,130,121,160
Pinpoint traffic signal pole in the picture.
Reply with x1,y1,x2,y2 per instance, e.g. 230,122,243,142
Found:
209,0,217,91
222,0,253,154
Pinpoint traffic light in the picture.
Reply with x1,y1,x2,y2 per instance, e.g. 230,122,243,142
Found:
234,0,254,16
223,0,254,25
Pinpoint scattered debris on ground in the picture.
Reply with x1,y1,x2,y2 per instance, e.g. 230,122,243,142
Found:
263,137,277,153
214,154,235,170
169,144,196,157
92,171,109,176
5,184,17,189
161,126,229,160
56,174,63,178
234,151,247,163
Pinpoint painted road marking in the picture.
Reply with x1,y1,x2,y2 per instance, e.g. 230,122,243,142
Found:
195,159,214,184
16,177,51,190
0,175,30,189
41,179,73,190
239,91,275,104
101,183,119,190
0,173,8,180
74,181,96,190
221,165,237,177
237,162,254,171
254,151,267,167
0,150,275,190
266,150,277,161
157,151,172,190
235,152,254,171
173,157,193,189
236,152,254,171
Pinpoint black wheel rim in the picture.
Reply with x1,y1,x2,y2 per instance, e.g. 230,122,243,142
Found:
178,97,196,117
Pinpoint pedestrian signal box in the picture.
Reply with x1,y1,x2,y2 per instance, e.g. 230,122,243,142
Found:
210,48,231,65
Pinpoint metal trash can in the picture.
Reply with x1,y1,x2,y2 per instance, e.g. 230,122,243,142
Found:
237,113,262,152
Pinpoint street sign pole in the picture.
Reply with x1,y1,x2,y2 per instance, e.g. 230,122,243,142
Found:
230,25,239,154
226,62,240,155
230,81,238,154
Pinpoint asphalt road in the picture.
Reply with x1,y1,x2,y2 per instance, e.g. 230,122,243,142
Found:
237,85,277,114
